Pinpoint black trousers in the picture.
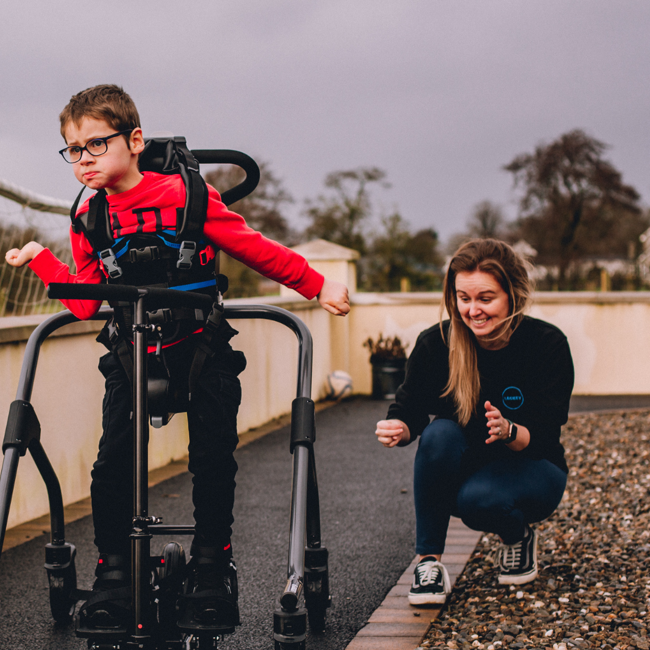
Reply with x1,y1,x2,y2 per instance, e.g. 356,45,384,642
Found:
91,335,245,556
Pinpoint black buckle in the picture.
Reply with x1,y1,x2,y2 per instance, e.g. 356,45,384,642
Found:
148,308,173,325
205,303,224,332
99,248,123,278
106,319,121,345
177,241,196,270
129,246,160,263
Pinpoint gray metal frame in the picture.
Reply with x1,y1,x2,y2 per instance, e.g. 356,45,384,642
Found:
0,292,327,648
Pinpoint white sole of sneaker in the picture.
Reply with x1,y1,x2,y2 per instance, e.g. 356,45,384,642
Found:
498,528,538,585
408,592,448,605
497,566,538,585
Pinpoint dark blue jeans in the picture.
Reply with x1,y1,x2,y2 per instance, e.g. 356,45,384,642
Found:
413,419,567,555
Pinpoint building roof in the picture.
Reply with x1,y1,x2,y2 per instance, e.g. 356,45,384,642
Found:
290,238,360,261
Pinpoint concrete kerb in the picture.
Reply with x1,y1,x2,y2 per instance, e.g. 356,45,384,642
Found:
345,518,482,650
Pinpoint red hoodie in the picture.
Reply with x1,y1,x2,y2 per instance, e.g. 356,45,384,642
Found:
30,172,324,319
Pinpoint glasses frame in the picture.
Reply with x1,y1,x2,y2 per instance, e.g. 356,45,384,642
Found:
59,129,134,164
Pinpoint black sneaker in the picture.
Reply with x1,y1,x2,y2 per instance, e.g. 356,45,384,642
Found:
77,554,131,633
408,557,450,605
497,525,538,585
178,549,240,632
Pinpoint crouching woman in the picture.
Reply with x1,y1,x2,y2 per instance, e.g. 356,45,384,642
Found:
376,239,573,604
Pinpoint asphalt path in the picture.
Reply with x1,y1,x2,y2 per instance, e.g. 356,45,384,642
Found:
0,397,418,650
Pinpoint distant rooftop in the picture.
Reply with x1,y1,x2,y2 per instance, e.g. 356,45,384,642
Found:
290,238,360,261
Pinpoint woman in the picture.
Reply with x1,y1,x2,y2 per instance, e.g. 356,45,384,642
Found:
376,239,573,604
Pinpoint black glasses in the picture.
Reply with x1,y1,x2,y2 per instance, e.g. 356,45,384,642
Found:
59,129,134,164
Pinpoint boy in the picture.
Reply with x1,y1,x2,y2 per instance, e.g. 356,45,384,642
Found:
5,84,349,632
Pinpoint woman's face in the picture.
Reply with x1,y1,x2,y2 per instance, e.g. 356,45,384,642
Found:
455,270,510,349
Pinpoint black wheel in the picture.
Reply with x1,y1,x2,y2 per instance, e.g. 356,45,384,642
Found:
307,602,327,633
305,569,330,633
48,559,77,623
186,634,221,649
275,642,305,650
159,541,186,582
158,542,187,638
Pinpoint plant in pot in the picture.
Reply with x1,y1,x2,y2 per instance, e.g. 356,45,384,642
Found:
363,334,408,400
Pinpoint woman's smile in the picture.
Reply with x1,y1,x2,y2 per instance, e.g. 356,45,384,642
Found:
455,270,510,348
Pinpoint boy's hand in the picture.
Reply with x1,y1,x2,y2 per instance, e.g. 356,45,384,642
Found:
376,419,411,447
5,242,44,268
317,279,350,316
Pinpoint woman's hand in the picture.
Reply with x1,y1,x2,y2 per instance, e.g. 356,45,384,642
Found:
484,401,530,450
376,419,411,448
5,242,44,267
484,401,510,444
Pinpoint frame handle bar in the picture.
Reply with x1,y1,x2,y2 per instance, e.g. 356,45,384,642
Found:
47,283,214,311
191,149,260,207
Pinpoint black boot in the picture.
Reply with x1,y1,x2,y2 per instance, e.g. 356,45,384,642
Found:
178,544,240,632
77,554,131,633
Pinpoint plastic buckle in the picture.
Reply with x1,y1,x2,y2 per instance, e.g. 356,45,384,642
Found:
148,308,173,325
205,303,224,331
99,248,123,278
129,246,160,263
199,245,215,266
106,319,121,345
177,241,196,270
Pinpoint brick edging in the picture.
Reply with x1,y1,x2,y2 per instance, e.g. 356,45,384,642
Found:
345,517,482,650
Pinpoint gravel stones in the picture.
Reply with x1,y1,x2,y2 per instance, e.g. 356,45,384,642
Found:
420,410,650,650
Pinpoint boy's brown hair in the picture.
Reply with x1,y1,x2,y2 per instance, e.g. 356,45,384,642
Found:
59,84,141,144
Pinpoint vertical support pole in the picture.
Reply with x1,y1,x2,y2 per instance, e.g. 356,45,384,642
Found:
305,444,321,550
131,294,151,641
284,444,309,605
0,448,20,555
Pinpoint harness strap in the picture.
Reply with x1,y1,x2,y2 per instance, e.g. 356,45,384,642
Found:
87,189,113,252
188,303,224,398
74,586,131,607
69,187,86,234
148,306,205,325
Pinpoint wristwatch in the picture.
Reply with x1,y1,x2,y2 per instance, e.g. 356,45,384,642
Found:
505,420,518,444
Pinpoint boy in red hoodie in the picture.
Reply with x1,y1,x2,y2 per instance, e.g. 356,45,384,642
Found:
6,84,349,633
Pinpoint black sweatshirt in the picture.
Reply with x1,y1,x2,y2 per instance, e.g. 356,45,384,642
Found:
387,316,574,474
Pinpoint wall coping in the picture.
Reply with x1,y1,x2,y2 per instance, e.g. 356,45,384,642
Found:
2,290,650,344
350,290,650,306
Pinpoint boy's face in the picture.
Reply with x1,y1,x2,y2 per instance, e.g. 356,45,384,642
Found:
63,117,145,195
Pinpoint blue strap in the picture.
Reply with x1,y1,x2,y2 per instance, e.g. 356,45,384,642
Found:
171,279,217,292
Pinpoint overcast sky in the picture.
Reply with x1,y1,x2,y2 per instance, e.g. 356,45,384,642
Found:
1,0,649,244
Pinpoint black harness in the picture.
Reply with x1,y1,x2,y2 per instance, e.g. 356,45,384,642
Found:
70,136,233,427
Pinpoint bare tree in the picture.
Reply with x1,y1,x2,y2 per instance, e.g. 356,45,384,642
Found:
505,129,642,289
467,200,505,239
303,167,389,254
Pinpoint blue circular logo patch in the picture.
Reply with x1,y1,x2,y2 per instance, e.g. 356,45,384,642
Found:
502,386,524,410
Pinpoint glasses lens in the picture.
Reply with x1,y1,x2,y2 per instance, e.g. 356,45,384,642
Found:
63,146,82,163
87,139,108,156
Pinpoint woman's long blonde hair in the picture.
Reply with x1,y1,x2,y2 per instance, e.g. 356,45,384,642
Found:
440,239,532,426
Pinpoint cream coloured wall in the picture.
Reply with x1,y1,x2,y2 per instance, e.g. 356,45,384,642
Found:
2,291,650,529
0,298,334,529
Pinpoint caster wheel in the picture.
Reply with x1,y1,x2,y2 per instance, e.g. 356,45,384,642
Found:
47,550,77,623
275,642,305,650
307,602,328,633
158,542,187,639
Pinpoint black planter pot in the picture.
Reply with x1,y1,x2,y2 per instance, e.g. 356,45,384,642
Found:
370,356,406,400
